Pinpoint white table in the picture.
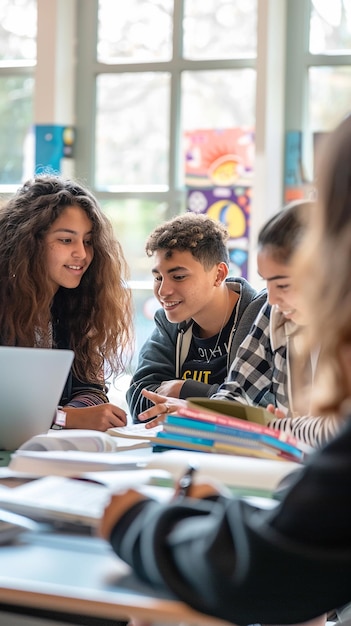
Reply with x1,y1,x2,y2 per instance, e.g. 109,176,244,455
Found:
0,529,231,626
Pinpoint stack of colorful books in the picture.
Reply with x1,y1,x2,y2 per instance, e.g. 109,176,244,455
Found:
153,399,313,464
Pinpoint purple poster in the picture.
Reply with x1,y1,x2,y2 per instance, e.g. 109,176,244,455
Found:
184,128,254,278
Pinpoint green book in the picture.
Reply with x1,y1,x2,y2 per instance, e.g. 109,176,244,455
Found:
187,397,275,426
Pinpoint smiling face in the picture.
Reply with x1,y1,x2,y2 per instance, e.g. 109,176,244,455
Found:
152,249,220,325
257,247,305,325
44,205,94,293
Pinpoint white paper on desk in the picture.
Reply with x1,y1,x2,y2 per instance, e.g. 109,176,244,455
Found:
0,471,171,527
9,428,153,477
82,469,173,495
17,429,152,452
146,449,301,494
108,423,163,440
8,450,152,477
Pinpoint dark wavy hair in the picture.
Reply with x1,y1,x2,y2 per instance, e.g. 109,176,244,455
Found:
145,212,229,269
257,200,313,263
0,174,133,382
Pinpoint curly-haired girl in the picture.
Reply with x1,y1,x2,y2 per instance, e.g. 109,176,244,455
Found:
0,174,133,430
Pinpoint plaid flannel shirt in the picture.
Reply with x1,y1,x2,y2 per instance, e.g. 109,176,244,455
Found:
213,301,339,448
213,301,287,409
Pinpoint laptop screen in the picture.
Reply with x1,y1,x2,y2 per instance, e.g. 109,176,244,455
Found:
0,347,74,451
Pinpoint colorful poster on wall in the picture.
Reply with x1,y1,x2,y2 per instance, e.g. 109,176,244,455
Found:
284,130,316,203
184,128,254,278
35,124,75,174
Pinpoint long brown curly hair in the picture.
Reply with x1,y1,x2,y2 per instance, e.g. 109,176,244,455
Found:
0,174,133,383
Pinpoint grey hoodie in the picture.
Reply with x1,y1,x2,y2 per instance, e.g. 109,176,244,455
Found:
126,277,267,422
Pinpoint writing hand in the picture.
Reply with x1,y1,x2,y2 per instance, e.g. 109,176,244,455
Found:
63,404,128,430
99,472,207,545
173,465,196,499
173,466,231,500
99,489,148,541
138,389,187,428
99,478,228,547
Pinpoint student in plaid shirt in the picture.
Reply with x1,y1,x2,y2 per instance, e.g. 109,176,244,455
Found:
209,202,340,447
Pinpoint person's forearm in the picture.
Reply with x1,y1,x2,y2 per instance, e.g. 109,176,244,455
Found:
267,414,340,447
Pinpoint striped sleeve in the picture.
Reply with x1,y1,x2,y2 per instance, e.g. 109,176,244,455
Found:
66,388,108,408
268,414,341,448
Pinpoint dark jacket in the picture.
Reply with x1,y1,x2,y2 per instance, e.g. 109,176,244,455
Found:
109,416,351,625
126,277,267,422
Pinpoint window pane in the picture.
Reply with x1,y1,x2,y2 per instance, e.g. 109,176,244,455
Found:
97,0,173,63
310,0,351,53
182,69,256,131
309,66,351,130
101,198,169,367
0,0,37,61
130,287,159,364
0,76,34,184
101,198,169,281
183,0,257,60
96,73,170,189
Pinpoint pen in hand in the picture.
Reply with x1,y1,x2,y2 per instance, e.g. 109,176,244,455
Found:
172,465,232,502
173,465,197,500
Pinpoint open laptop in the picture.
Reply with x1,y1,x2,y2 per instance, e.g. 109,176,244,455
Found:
0,347,74,451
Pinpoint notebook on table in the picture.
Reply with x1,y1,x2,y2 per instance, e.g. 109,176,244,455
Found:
0,346,74,451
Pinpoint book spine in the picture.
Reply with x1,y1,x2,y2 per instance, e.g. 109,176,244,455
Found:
164,423,263,448
175,406,309,451
166,416,283,441
153,432,214,454
164,420,274,446
176,406,272,433
165,415,219,432
156,431,213,447
213,441,300,463
164,423,304,461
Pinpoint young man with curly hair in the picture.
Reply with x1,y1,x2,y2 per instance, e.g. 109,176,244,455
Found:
127,212,265,422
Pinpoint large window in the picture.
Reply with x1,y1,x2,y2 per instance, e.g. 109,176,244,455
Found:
285,0,351,198
75,0,258,355
309,0,351,131
0,0,36,188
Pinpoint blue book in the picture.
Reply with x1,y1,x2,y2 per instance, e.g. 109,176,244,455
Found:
165,415,255,436
154,431,214,453
164,415,305,461
154,430,299,461
156,431,213,447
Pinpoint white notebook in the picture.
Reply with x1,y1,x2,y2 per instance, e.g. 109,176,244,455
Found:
8,426,156,476
0,471,172,528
